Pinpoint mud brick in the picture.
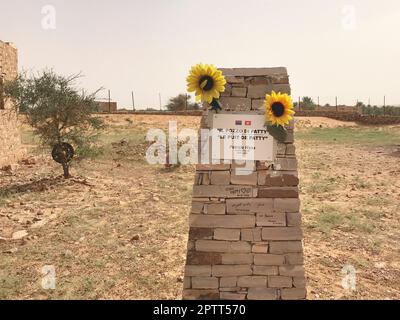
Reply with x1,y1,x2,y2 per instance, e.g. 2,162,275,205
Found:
262,227,303,241
250,76,271,85
237,276,267,288
190,215,255,229
214,229,241,241
189,228,214,240
220,67,287,77
241,228,262,242
191,277,219,289
286,144,296,155
194,173,201,185
220,292,246,300
269,241,303,254
231,172,258,185
192,198,211,202
256,212,286,227
201,172,210,185
247,288,278,300
258,172,299,187
277,143,287,155
225,75,245,84
258,187,299,198
281,288,306,300
191,202,205,214
185,265,212,277
284,131,294,143
231,87,247,97
227,198,273,214
287,212,302,226
212,265,253,277
274,199,300,213
196,164,231,171
221,84,232,97
210,171,230,185
293,277,307,288
282,174,300,186
187,252,222,265
254,254,285,266
184,277,191,289
204,203,226,215
222,253,253,265
251,99,264,110
268,276,292,288
252,243,269,254
183,289,219,300
220,277,237,288
271,84,291,94
219,97,251,111
193,185,257,198
256,161,271,170
187,240,195,251
285,253,304,265
275,158,298,171
279,265,305,277
271,75,289,84
247,84,273,99
196,240,251,253
253,266,279,276
195,240,228,252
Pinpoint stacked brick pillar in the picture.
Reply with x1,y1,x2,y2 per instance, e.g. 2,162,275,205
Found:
182,68,306,300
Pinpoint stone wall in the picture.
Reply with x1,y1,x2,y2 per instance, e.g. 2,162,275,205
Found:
95,101,118,113
0,40,24,168
296,110,400,125
182,68,307,300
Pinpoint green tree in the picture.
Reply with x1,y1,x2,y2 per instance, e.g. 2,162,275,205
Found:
166,94,200,111
4,70,103,178
301,96,315,110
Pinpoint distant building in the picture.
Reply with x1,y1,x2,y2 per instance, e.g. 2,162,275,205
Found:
95,101,118,113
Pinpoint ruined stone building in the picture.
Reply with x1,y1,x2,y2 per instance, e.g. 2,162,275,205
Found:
0,40,24,168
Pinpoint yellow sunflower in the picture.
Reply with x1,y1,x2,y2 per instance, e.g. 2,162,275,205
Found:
186,64,226,103
264,91,295,126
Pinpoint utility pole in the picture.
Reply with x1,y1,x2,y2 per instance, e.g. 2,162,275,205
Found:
159,93,162,111
131,91,135,111
317,96,320,107
185,93,188,111
384,95,386,115
298,96,301,111
368,97,371,106
108,90,111,113
335,96,338,112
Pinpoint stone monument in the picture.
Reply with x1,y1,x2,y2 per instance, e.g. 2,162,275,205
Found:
182,67,306,300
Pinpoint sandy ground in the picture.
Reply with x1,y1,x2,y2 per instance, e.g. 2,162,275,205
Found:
0,115,399,300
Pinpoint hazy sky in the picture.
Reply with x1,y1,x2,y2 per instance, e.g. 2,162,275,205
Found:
1,0,400,109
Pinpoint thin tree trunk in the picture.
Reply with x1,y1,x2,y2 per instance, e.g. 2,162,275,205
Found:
62,162,70,179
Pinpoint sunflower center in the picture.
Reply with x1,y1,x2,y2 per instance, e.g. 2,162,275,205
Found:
199,76,214,91
271,102,285,117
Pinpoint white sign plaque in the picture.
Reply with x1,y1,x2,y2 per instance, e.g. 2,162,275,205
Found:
211,114,275,161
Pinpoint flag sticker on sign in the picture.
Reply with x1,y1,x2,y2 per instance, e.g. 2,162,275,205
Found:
245,121,252,126
235,120,242,125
